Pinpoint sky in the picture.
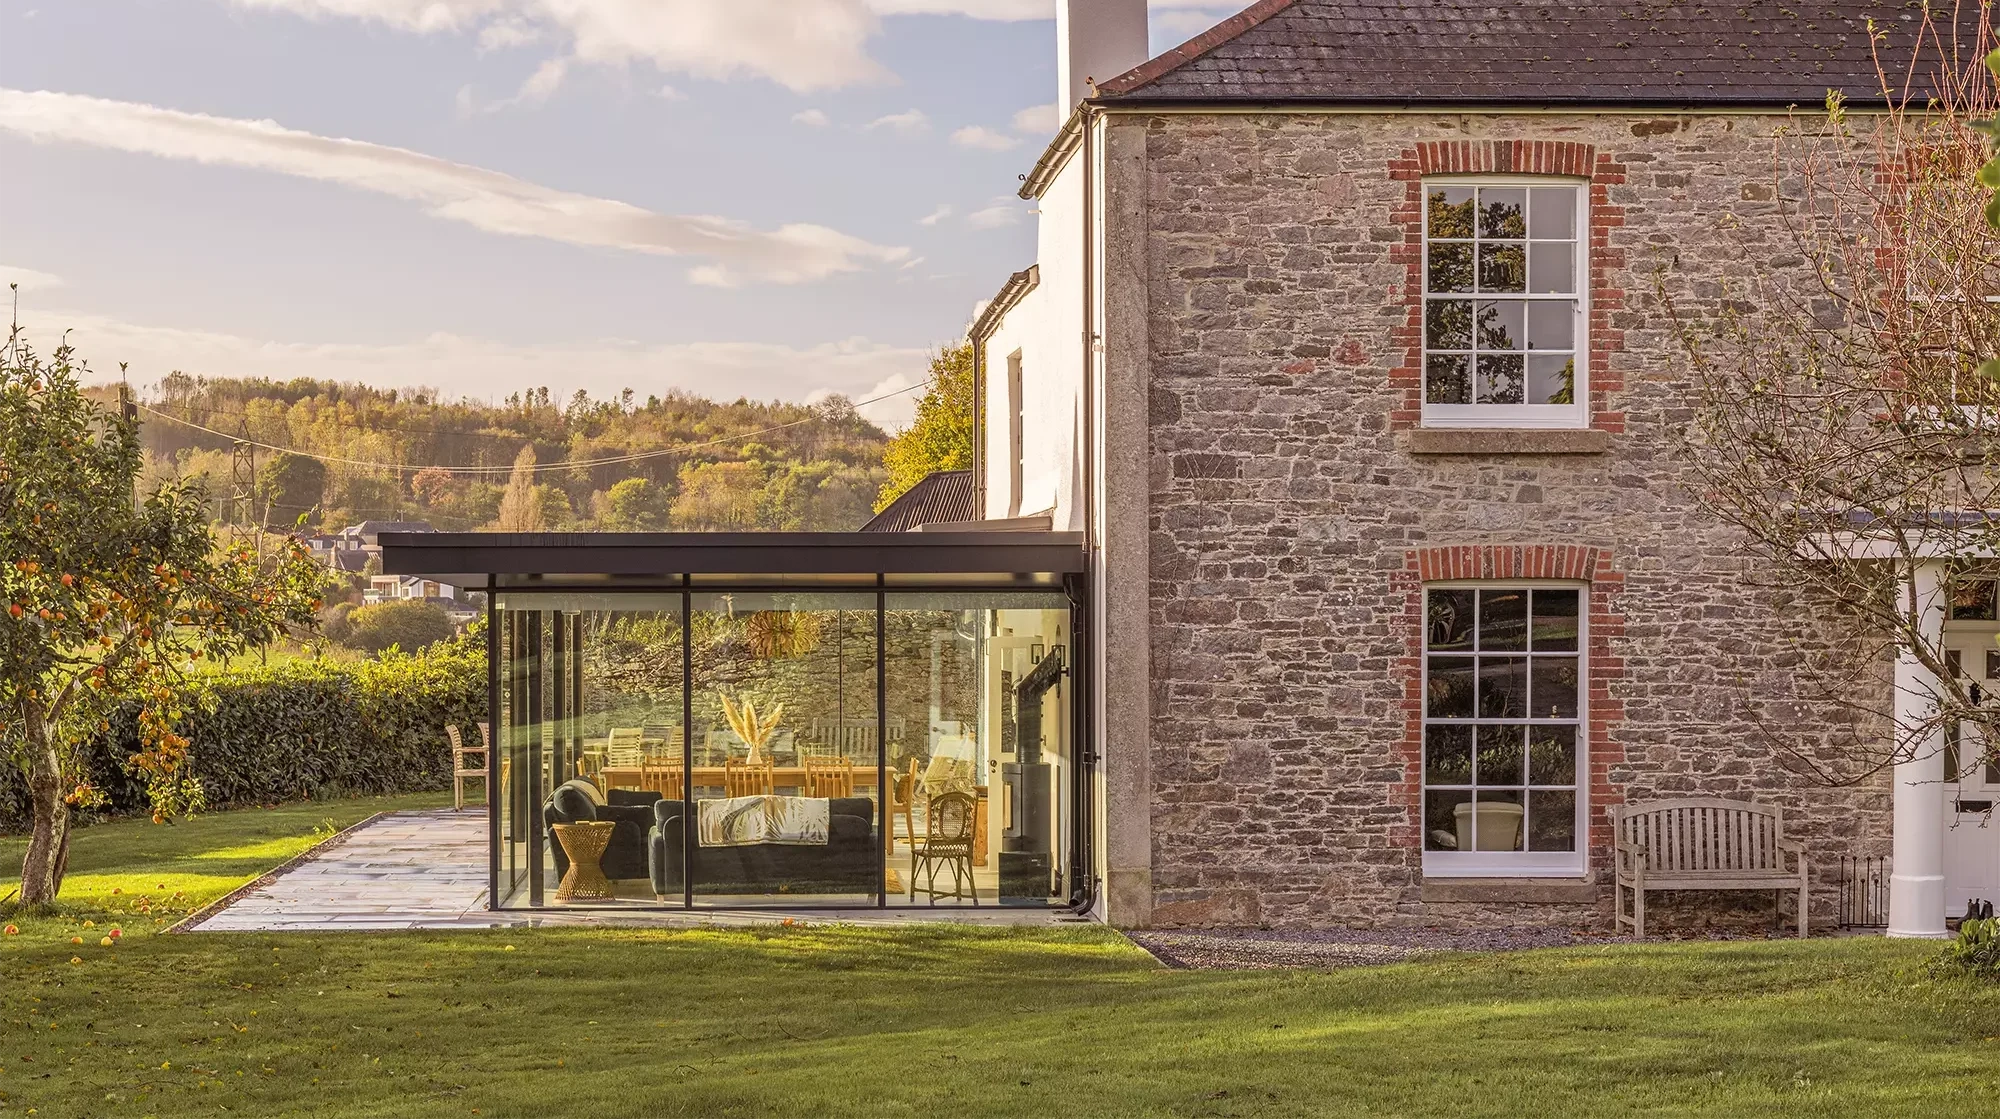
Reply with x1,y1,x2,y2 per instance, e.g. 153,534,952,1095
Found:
0,0,1237,428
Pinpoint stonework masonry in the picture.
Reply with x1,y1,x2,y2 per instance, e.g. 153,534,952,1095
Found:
1118,110,1893,930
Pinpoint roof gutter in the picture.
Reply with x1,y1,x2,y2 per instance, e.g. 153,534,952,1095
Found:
1089,97,1909,114
1019,105,1086,201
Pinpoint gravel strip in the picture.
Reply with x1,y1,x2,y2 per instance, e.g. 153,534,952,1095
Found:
1128,925,1624,970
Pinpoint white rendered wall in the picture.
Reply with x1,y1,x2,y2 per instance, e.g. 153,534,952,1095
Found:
980,150,1089,532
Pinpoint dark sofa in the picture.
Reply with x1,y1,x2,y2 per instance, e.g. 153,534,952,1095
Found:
544,779,660,881
647,797,877,899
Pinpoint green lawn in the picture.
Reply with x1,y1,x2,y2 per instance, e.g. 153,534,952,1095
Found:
4,805,2000,1118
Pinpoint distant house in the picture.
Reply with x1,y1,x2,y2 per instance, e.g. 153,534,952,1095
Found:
320,520,434,575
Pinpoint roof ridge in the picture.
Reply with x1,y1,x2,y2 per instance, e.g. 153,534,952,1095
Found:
1094,0,1300,98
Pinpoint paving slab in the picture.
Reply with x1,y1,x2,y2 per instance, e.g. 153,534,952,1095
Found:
188,809,1074,931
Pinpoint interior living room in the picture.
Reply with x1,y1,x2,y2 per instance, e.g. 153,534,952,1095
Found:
380,531,1091,912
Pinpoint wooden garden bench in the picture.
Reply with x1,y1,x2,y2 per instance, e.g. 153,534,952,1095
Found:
1611,798,1809,938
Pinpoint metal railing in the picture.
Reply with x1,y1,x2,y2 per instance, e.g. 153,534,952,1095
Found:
1838,855,1891,929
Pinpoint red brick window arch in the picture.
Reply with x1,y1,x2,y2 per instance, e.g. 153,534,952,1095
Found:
1389,141,1627,434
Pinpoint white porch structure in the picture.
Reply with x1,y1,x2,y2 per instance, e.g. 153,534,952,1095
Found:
1889,559,1948,938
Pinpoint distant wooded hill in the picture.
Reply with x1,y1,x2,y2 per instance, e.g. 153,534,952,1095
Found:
106,374,891,533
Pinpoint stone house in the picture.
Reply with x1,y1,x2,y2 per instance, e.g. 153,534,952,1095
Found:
968,0,1985,933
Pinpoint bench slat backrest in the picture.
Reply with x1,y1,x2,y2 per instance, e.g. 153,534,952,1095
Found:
1613,798,1785,873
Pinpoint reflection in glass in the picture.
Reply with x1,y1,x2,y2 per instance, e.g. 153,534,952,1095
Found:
1472,790,1525,851
1428,186,1475,238
1529,725,1577,785
1526,301,1573,350
1475,301,1524,350
1479,189,1527,237
1952,578,1997,620
1478,243,1526,292
1528,186,1576,239
1531,589,1580,650
1426,354,1471,404
1528,355,1576,405
1427,589,1476,651
1527,790,1576,851
1426,724,1473,784
1426,299,1472,349
1475,724,1524,785
1425,789,1474,850
1476,355,1525,404
1428,243,1474,293
1476,656,1527,718
1428,656,1476,718
1528,242,1575,293
1531,657,1580,719
1479,589,1529,650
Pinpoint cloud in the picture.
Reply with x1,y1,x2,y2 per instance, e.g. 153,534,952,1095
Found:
0,263,66,293
865,108,929,136
1010,101,1058,134
809,369,928,429
655,84,688,101
0,88,908,287
227,0,894,93
917,203,952,226
20,303,933,428
948,125,1018,152
965,199,1021,229
791,108,830,127
1153,7,1236,39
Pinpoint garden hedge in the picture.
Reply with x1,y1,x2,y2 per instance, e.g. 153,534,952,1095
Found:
0,631,485,832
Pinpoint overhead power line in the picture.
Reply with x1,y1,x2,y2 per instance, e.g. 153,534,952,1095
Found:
132,379,930,477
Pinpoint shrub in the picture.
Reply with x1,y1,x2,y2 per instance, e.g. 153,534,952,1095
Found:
343,600,456,654
0,625,485,832
1931,917,2000,980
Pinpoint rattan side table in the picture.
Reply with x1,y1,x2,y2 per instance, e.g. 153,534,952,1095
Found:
552,820,617,902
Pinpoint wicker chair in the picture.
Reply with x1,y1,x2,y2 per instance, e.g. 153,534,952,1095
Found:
445,724,488,811
723,757,775,798
911,790,978,905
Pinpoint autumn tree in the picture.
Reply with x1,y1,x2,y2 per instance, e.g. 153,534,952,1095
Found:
253,451,327,529
875,344,973,512
1666,13,2000,782
596,476,672,531
494,444,547,532
0,335,323,905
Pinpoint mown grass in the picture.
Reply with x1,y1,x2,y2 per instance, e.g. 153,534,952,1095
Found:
0,793,447,945
3,803,1998,1118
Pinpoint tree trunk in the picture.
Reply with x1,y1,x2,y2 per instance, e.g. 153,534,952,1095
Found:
18,720,70,907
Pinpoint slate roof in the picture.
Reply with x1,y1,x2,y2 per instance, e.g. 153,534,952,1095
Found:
1095,0,1992,106
860,471,975,533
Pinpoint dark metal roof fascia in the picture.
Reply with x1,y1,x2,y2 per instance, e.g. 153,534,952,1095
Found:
377,530,1089,577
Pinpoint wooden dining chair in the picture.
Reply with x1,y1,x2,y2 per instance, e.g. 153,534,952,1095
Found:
884,758,918,853
640,756,684,797
446,724,488,811
723,757,775,798
911,790,978,904
801,753,855,798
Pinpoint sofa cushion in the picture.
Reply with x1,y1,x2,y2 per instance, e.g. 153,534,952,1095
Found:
606,789,662,808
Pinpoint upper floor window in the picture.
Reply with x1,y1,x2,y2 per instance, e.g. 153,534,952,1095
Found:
1423,179,1587,429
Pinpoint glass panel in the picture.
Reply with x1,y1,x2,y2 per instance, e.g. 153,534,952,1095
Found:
1425,789,1474,850
1948,649,1964,678
1428,186,1475,238
1988,650,2000,680
1475,355,1525,404
1528,186,1576,239
1426,354,1471,404
1471,790,1525,851
690,591,878,904
887,592,1073,907
1479,589,1529,651
1427,657,1477,718
1425,724,1473,784
1531,657,1580,719
1428,243,1474,293
1527,355,1576,405
1947,721,1963,781
1475,301,1524,350
1475,724,1524,785
1427,589,1476,651
1426,299,1472,349
1526,301,1573,350
1527,789,1577,851
1531,589,1580,651
1478,188,1527,237
1527,243,1575,293
1476,657,1528,718
1478,243,1526,292
1528,725,1577,785
1952,579,1997,620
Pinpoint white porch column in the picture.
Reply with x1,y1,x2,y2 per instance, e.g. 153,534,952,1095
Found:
1889,558,1950,938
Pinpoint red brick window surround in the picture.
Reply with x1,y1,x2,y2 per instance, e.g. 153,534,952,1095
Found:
1388,140,1627,433
1396,545,1627,879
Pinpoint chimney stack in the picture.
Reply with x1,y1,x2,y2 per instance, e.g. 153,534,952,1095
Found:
1057,0,1149,110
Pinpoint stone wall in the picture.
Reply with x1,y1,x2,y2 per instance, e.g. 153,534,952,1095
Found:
1125,111,1893,930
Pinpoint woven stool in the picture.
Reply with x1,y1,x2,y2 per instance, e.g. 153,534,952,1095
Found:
552,821,617,902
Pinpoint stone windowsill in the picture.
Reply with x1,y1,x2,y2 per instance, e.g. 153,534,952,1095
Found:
1421,877,1601,905
1402,428,1612,456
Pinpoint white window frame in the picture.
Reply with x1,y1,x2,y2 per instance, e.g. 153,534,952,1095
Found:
1421,580,1589,878
1420,176,1590,431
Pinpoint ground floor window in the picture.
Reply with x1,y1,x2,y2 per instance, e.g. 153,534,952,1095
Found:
1422,584,1585,875
493,587,1080,909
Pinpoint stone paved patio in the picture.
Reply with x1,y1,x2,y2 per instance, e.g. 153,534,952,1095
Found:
188,809,1074,931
